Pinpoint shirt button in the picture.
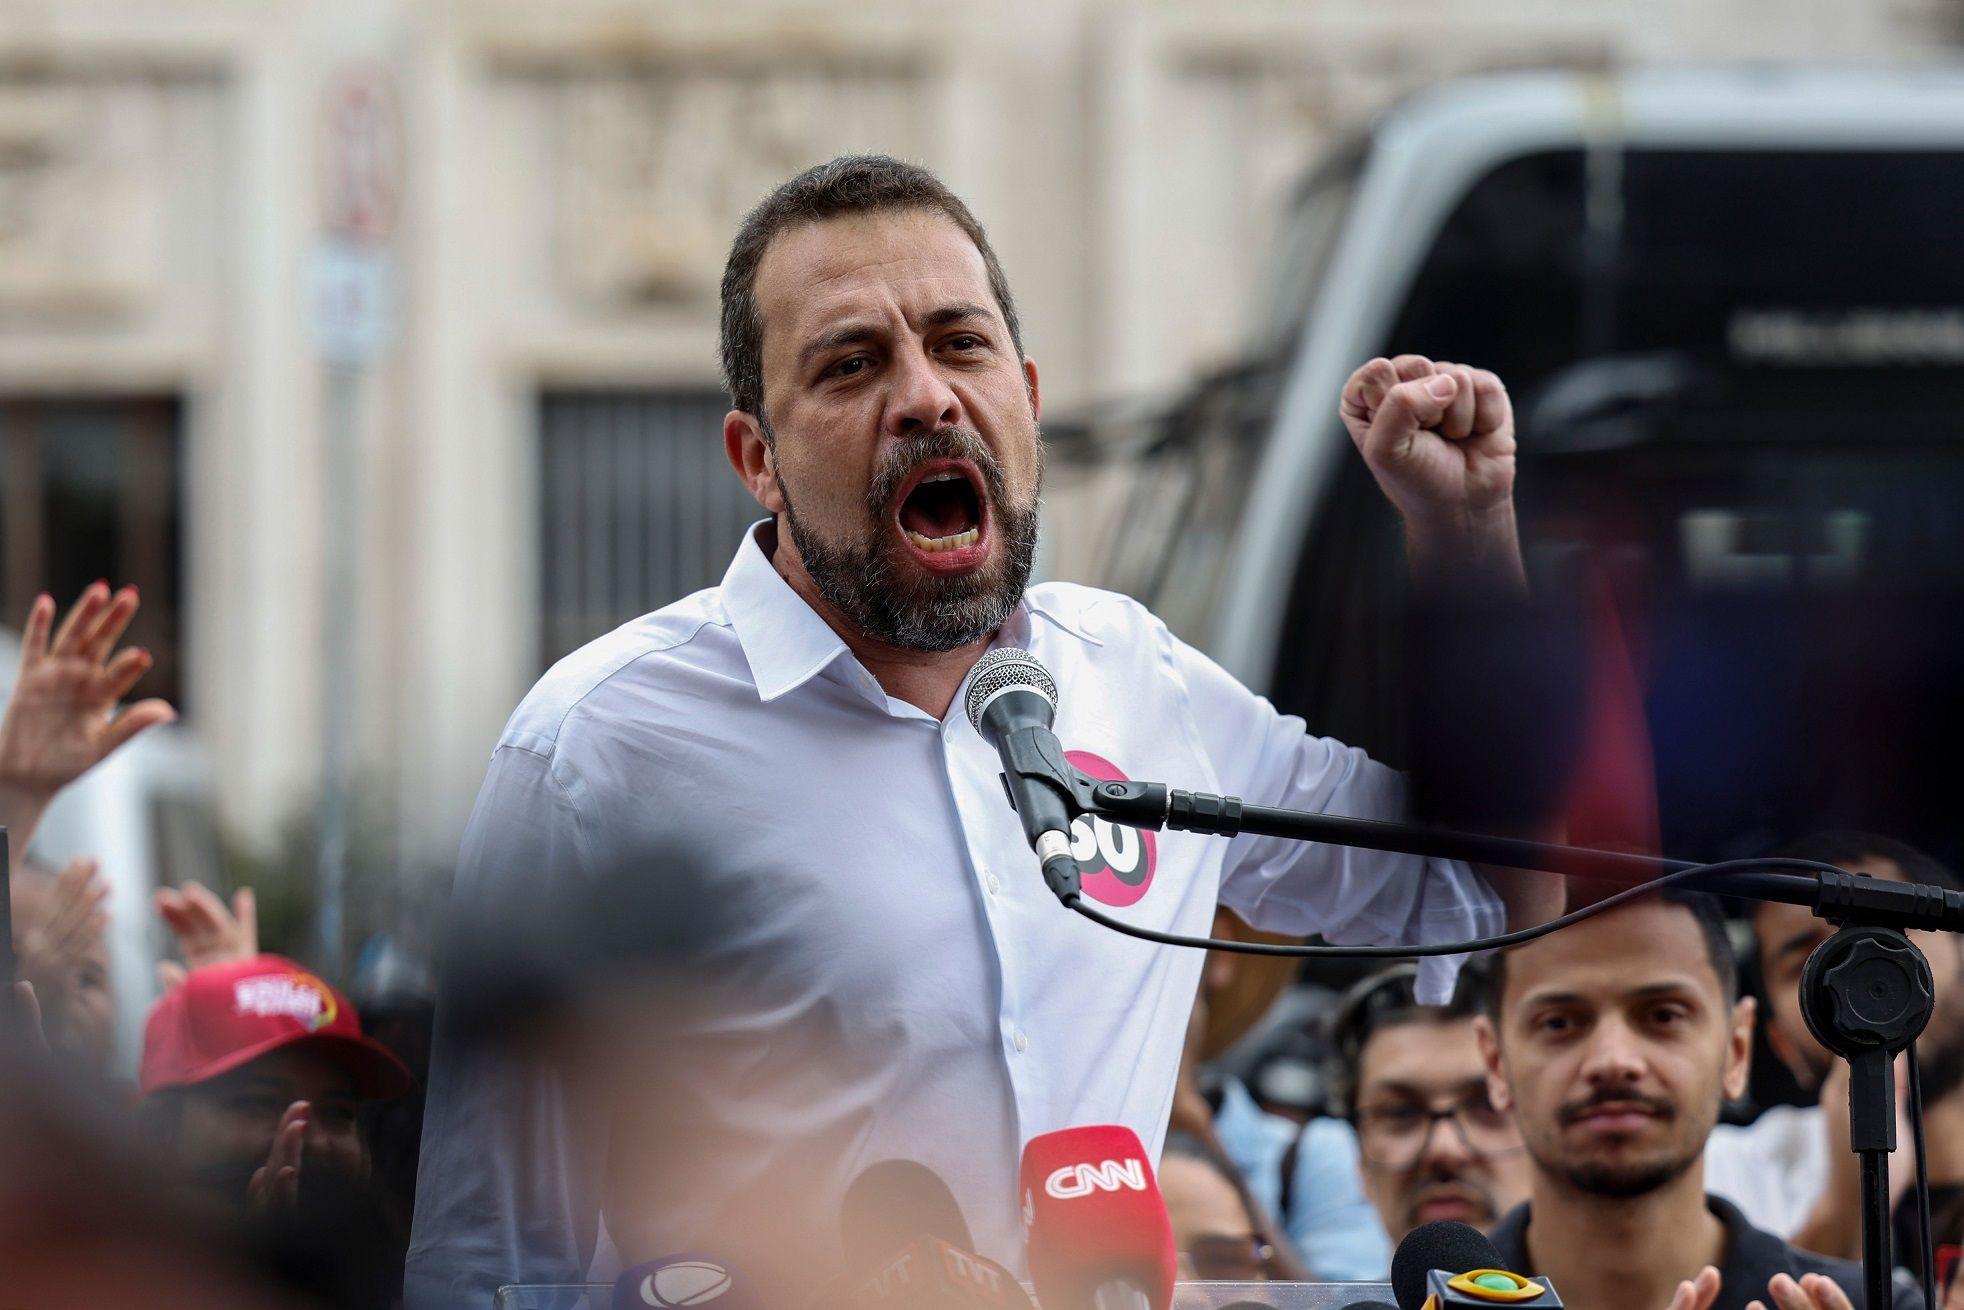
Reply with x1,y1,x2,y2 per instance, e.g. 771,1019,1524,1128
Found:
986,873,1001,896
1013,1030,1029,1053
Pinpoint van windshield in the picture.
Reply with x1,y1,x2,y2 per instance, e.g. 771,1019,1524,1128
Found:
1270,145,1964,859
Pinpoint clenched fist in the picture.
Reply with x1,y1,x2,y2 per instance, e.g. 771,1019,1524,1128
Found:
1340,355,1524,592
1340,354,1517,529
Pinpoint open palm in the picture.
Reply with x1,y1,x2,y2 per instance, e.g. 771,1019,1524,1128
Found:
1,584,175,800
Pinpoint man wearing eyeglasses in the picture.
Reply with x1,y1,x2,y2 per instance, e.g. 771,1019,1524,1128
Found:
1332,963,1533,1252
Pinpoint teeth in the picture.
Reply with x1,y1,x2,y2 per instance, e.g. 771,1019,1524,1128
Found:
920,471,963,484
906,527,980,552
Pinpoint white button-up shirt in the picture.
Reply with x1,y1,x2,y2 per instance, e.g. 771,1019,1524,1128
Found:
405,523,1501,1308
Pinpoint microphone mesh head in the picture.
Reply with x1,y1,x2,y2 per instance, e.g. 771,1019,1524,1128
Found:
1391,1221,1507,1310
964,648,1057,733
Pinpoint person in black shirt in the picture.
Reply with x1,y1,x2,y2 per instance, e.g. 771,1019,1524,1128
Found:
1474,888,1918,1310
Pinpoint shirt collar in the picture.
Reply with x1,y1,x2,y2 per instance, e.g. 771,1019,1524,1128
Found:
719,518,1099,704
720,520,857,703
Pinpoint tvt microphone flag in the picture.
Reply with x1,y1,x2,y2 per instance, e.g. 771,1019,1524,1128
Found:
1019,1125,1176,1310
1391,1221,1562,1310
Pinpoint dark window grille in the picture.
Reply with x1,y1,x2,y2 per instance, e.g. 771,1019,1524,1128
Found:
0,396,184,708
537,390,763,668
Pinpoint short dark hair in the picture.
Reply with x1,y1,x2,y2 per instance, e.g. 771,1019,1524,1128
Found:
1768,830,1962,892
1484,886,1739,1020
1330,962,1489,1118
717,154,1025,421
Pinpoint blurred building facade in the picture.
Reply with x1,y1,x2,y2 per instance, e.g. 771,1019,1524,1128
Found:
1,0,1958,886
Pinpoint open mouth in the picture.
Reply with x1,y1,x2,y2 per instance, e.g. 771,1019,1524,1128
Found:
893,459,990,566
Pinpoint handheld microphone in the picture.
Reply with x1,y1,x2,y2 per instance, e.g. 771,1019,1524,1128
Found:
1019,1125,1177,1310
612,1254,757,1310
841,1159,976,1276
1391,1221,1562,1310
835,1159,1030,1310
964,649,1084,900
846,1238,1033,1310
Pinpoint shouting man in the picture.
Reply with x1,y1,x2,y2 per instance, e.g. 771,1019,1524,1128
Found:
407,154,1557,1307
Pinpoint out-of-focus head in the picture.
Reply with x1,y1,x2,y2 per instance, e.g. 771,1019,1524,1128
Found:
1158,1133,1274,1283
1333,963,1530,1242
718,154,1043,653
138,956,408,1205
1751,831,1964,1092
1478,891,1754,1201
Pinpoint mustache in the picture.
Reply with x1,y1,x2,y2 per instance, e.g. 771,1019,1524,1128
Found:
866,427,1009,516
1403,1177,1497,1216
1556,1088,1677,1127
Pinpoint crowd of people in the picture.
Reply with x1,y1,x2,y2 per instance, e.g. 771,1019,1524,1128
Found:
5,580,1964,1310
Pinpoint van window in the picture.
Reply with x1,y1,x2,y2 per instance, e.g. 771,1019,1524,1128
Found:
1269,146,1964,859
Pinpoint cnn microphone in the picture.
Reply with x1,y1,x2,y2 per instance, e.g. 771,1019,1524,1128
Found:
964,649,1083,900
1391,1221,1562,1310
612,1254,758,1310
1019,1125,1177,1310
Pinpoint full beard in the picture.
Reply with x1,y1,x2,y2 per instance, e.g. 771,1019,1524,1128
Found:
778,425,1042,653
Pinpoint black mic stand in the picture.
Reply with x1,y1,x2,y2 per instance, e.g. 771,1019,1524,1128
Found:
1012,762,1952,1310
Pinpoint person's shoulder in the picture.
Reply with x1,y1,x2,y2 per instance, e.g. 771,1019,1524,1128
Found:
1023,581,1167,648
1485,1200,1532,1267
497,587,739,758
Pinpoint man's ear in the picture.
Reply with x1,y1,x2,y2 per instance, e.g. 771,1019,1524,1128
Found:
1023,355,1041,423
724,410,786,514
1723,995,1758,1102
1474,1014,1513,1112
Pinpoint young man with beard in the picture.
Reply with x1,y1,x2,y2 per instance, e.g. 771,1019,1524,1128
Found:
1707,832,1964,1269
1332,963,1532,1256
407,154,1559,1307
1477,890,1919,1310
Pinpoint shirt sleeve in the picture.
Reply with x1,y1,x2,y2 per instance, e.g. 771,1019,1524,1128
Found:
404,744,609,1310
1285,1118,1394,1281
1165,625,1503,1003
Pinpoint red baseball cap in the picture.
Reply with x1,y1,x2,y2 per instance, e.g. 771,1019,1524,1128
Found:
140,954,411,1099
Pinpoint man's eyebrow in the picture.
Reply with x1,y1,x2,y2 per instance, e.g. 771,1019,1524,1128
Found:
1777,928,1825,959
797,323,882,371
922,301,994,330
1361,1077,1488,1102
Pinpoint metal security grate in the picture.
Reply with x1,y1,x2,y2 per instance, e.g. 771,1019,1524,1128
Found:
537,390,762,669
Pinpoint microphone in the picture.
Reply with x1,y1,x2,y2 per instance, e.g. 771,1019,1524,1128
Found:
612,1254,758,1310
835,1159,1031,1310
1019,1125,1177,1310
845,1238,1033,1310
1391,1221,1561,1310
840,1159,976,1275
964,649,1083,900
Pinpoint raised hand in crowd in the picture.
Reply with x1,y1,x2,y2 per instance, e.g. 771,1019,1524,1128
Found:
1668,1266,1722,1310
1791,1058,1913,1261
155,881,259,990
1,583,176,867
11,856,107,1029
247,1101,310,1213
1746,1271,1857,1310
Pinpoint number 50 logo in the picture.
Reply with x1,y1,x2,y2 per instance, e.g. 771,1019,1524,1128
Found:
1063,750,1159,907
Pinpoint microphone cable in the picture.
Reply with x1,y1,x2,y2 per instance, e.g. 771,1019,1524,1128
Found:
1909,1042,1936,1310
1060,854,1837,958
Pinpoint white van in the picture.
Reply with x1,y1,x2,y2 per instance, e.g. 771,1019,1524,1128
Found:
1047,67,1964,864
